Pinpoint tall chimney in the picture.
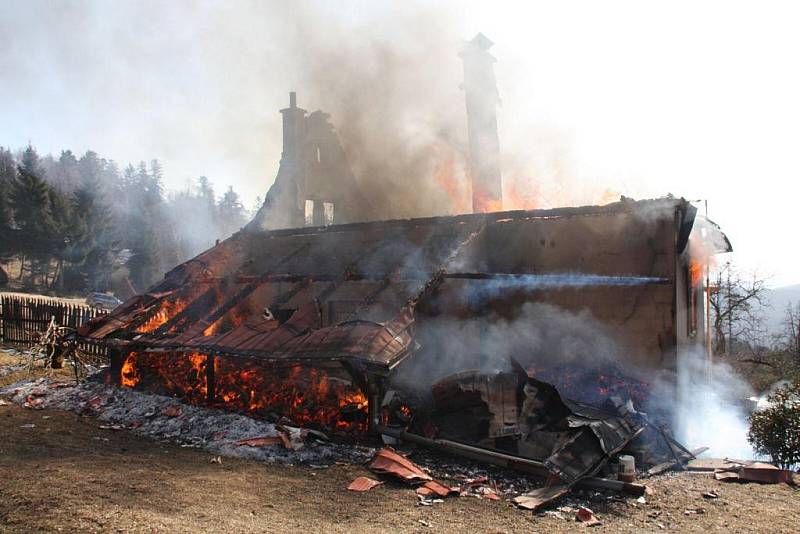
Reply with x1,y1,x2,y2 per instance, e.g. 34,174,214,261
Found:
280,91,306,160
279,91,308,226
460,33,502,213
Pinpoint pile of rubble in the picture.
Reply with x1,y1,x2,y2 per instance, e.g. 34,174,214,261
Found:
1,371,375,466
1,353,794,522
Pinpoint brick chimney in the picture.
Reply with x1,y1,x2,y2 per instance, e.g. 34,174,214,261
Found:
280,92,307,168
460,33,502,213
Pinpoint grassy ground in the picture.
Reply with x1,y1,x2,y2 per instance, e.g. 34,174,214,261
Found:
0,352,798,533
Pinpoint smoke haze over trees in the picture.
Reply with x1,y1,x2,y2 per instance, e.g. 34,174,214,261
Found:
0,143,250,295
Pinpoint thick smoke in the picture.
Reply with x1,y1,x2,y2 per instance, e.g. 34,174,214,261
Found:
392,302,633,396
650,349,756,459
280,3,470,220
459,274,669,304
1,1,628,223
394,298,758,459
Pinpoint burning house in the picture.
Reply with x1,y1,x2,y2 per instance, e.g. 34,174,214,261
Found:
79,194,729,428
74,33,733,499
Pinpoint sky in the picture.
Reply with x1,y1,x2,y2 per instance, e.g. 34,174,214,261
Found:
1,0,798,286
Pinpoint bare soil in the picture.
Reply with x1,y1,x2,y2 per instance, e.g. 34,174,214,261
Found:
0,354,798,533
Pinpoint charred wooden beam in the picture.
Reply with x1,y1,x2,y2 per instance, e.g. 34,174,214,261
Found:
108,347,124,386
376,425,646,496
367,376,382,434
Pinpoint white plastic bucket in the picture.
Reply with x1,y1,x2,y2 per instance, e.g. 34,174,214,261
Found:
618,454,636,482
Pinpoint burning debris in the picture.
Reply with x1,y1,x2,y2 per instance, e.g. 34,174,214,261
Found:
0,372,376,466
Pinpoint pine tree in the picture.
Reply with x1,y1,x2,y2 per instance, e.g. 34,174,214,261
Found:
0,147,17,258
71,163,115,290
218,186,247,237
50,150,81,193
11,144,58,283
197,175,217,215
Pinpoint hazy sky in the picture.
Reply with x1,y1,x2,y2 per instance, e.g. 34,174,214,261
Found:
1,1,798,286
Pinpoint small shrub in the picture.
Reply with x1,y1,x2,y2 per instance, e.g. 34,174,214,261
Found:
747,381,800,469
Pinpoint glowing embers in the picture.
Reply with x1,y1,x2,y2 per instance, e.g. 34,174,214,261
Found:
120,351,208,402
213,357,368,433
136,298,189,334
118,351,368,433
529,365,651,410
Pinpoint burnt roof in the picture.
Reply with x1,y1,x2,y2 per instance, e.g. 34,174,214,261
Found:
80,198,706,372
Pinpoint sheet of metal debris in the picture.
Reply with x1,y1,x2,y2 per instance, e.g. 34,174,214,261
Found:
347,477,384,492
368,448,432,483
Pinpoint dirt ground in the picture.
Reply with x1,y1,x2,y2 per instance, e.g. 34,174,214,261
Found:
0,354,798,533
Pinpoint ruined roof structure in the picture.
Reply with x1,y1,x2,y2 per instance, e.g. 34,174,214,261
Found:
80,197,730,376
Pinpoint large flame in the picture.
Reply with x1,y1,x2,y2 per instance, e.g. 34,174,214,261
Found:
121,352,140,387
214,358,368,432
203,305,251,337
689,259,705,287
433,150,471,214
118,351,368,432
137,299,189,333
120,351,208,401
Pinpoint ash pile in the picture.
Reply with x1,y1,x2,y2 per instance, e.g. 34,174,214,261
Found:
0,367,376,467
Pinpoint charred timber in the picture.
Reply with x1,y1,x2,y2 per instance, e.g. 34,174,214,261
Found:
376,425,646,496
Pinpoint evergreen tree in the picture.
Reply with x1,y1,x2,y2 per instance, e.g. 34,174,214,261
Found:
2,144,254,291
71,166,115,290
77,151,103,186
50,150,81,193
197,175,217,216
218,186,247,237
0,147,17,257
11,145,58,282
127,224,160,291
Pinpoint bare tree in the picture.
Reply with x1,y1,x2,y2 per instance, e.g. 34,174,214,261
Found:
781,302,800,365
708,261,768,356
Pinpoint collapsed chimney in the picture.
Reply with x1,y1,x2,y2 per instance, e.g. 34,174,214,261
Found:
460,33,502,213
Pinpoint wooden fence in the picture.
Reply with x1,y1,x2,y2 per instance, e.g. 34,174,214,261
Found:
0,293,108,357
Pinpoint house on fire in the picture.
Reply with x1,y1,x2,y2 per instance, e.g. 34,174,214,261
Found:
76,34,731,434
78,196,730,430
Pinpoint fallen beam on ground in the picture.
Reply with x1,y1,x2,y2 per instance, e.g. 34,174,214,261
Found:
376,425,646,496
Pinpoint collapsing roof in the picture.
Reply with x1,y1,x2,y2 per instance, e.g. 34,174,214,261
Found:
80,197,726,376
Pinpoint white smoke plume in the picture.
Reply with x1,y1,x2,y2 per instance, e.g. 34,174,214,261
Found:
651,348,756,459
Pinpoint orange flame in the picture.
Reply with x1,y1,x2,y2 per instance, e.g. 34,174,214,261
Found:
203,305,250,337
121,352,140,387
118,351,368,433
689,259,705,287
137,299,189,333
433,151,471,214
214,359,368,432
